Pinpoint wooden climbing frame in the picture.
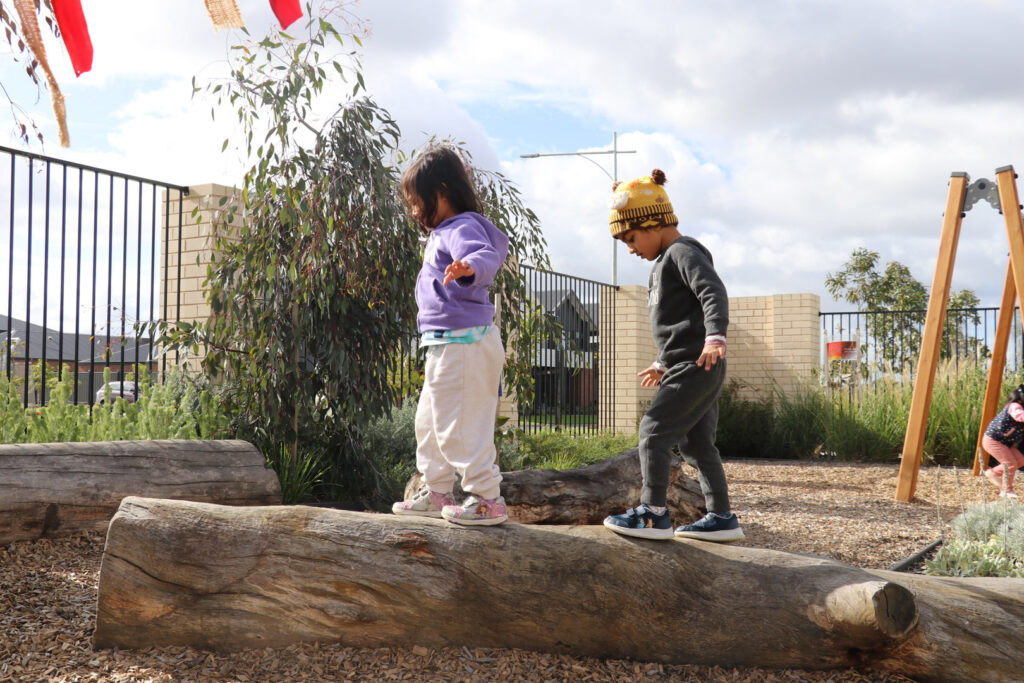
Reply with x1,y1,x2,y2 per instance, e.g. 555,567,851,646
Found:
896,166,1024,501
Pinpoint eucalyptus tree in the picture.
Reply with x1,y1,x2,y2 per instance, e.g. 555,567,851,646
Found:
160,5,554,503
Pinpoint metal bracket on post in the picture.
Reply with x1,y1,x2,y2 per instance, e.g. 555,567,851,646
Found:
963,177,1001,213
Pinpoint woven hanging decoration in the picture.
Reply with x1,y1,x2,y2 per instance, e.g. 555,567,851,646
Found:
204,0,245,31
268,0,302,29
13,0,70,146
52,0,93,76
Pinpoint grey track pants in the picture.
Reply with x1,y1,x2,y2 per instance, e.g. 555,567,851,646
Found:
638,359,730,513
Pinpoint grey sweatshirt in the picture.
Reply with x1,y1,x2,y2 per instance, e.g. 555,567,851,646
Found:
647,236,729,367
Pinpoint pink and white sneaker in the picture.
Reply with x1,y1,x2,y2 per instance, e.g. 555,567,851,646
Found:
392,489,456,518
442,495,508,526
985,468,1005,491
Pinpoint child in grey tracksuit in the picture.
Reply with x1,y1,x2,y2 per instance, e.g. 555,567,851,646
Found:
602,169,744,542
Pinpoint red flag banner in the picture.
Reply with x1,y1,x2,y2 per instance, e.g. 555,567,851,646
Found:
52,0,93,76
268,0,302,30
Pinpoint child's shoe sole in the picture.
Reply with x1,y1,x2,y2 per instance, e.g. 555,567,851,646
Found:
674,527,746,542
442,513,508,526
603,518,674,540
391,506,443,518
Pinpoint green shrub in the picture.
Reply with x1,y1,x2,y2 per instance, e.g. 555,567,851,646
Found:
925,501,1024,578
0,364,230,444
360,401,419,508
716,381,777,459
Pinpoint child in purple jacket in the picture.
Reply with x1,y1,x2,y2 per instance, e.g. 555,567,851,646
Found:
391,144,511,525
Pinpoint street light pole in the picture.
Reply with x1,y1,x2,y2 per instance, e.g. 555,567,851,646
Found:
520,132,636,285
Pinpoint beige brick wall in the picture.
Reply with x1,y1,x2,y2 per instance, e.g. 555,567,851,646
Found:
169,186,822,427
602,289,821,432
160,184,243,371
728,293,820,400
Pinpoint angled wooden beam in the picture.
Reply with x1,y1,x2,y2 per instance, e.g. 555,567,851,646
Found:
896,174,968,502
973,259,1015,475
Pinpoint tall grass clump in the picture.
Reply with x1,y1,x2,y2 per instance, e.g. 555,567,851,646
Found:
716,358,1016,464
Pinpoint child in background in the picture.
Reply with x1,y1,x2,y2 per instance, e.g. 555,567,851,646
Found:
602,169,744,542
391,144,511,525
981,385,1024,499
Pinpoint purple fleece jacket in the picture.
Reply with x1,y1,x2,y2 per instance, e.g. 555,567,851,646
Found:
416,211,510,332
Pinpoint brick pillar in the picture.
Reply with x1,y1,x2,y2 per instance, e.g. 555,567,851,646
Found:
604,285,658,435
726,293,820,400
160,183,242,371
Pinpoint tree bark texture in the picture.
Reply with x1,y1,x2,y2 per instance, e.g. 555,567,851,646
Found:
406,447,706,524
94,497,1024,681
0,439,281,544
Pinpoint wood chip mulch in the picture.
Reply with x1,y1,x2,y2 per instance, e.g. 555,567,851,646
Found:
1,460,1005,682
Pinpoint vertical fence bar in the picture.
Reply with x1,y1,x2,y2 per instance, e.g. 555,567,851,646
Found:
134,181,143,382
105,175,114,380
120,177,129,379
73,167,83,403
24,158,33,405
41,162,51,403
149,184,157,381
89,171,98,405
58,165,67,382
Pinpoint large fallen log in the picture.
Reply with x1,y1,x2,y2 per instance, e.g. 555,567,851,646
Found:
0,440,281,544
406,447,705,524
94,497,1024,681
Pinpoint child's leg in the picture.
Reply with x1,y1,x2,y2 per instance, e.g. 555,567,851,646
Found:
981,436,1017,491
413,346,458,493
638,361,726,508
1004,446,1024,490
676,398,730,515
424,327,504,501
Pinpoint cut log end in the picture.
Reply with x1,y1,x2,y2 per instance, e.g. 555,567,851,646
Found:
818,580,919,644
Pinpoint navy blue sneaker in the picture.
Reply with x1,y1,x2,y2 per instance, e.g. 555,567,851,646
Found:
674,512,745,542
603,504,674,540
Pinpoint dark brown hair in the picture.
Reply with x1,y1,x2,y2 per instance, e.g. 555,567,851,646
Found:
401,144,482,229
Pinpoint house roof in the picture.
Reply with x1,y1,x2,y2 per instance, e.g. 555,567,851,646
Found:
0,315,154,364
533,289,598,329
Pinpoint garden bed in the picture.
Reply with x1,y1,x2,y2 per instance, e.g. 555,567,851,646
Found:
1,459,1003,682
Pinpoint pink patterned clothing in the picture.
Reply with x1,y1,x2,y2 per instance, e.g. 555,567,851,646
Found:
982,401,1024,492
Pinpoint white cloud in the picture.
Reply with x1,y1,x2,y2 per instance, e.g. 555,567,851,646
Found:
6,0,1024,313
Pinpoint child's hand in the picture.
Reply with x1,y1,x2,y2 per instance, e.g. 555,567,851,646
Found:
443,259,475,286
697,343,726,370
638,364,665,387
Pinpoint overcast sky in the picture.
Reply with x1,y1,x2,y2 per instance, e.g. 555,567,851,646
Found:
5,0,1024,314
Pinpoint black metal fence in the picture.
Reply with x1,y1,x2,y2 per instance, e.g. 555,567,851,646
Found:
1,144,188,406
517,265,617,434
819,306,1019,371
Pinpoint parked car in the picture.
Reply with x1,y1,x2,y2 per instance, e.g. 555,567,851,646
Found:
95,381,140,404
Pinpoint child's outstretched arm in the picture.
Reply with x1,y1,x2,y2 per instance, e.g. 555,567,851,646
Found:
638,361,667,387
443,259,475,286
697,337,726,370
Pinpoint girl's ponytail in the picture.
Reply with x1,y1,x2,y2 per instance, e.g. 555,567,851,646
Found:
1010,384,1024,405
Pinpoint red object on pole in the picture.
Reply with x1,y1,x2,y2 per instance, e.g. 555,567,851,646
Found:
52,0,93,76
268,0,302,29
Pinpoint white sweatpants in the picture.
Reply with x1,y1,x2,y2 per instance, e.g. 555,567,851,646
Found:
415,326,505,500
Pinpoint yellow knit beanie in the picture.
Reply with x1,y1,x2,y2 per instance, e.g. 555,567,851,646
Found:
607,169,678,239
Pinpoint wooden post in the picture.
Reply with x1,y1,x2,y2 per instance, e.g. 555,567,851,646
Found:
895,174,968,502
973,260,1015,475
996,166,1024,339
